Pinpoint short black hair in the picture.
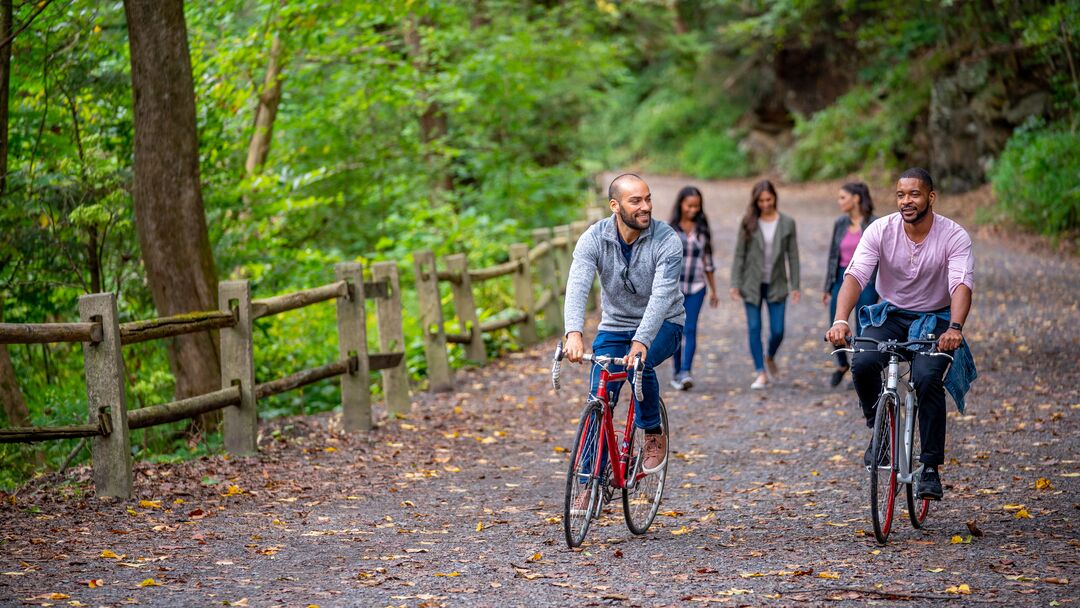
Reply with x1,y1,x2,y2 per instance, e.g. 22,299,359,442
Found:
898,167,934,192
608,173,644,202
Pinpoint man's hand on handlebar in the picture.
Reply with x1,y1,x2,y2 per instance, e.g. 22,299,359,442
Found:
564,331,584,363
825,321,852,347
937,328,962,352
626,340,647,368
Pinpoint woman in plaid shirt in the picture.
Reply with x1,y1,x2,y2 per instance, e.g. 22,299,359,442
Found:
668,186,719,390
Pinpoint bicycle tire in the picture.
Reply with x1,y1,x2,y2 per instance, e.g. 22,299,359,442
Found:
622,398,669,535
905,395,931,528
564,400,603,548
869,392,899,545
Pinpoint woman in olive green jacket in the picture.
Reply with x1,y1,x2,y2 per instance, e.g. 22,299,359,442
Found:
729,180,800,389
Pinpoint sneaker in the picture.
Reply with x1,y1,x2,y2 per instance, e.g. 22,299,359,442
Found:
829,366,848,387
750,373,768,390
917,467,943,500
669,378,683,390
681,375,693,390
765,357,779,378
863,434,890,469
570,489,591,516
642,432,668,473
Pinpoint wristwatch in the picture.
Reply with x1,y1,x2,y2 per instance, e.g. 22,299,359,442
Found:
948,322,963,332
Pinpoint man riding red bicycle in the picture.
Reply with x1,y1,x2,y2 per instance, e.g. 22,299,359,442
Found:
563,173,685,512
826,168,977,501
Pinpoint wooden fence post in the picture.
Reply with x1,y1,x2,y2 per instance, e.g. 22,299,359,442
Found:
219,280,257,456
79,293,132,499
372,261,410,416
532,228,563,336
335,262,371,431
445,253,486,365
413,251,453,392
510,243,538,345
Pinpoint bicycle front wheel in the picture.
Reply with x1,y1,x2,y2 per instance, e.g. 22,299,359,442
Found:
564,400,603,548
869,392,899,545
623,398,669,535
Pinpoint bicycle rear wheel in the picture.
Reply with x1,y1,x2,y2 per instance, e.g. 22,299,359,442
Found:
869,393,899,545
623,398,668,535
565,400,603,548
905,399,931,528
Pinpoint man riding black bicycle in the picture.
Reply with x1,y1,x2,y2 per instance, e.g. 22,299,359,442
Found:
826,168,977,501
563,174,685,512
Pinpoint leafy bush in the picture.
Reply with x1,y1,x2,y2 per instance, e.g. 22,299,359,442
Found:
678,129,748,179
989,120,1080,236
780,71,930,181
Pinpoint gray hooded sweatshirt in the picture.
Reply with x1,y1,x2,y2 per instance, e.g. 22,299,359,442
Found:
564,215,685,348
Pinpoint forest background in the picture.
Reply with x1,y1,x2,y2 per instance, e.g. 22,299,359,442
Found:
1,0,1076,488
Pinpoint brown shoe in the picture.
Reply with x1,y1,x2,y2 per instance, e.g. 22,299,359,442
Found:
765,357,779,378
642,432,668,473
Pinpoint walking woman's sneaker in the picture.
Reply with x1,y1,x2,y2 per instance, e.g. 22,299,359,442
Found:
917,467,944,500
751,371,768,390
681,375,693,390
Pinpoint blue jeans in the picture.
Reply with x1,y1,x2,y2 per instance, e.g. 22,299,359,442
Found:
590,320,682,431
673,288,705,375
828,266,879,367
744,283,785,373
579,321,681,482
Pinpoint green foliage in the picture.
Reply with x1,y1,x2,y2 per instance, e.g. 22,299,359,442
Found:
780,69,931,181
989,119,1080,237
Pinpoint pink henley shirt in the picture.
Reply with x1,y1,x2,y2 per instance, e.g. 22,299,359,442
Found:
844,212,974,312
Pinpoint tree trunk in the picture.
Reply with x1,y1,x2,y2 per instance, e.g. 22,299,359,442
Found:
0,0,11,193
123,0,221,427
404,15,452,194
244,33,285,175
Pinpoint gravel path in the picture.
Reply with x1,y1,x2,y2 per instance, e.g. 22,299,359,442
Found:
2,175,1078,607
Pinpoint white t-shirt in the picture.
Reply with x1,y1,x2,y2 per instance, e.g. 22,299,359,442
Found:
760,217,779,283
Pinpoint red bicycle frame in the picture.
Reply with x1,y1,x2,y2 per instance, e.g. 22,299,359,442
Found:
579,366,643,491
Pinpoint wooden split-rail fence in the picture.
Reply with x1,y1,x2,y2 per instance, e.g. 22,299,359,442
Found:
0,216,599,498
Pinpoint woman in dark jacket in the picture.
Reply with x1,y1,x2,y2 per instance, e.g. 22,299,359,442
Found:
822,182,879,386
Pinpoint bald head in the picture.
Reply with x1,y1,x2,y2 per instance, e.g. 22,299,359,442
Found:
608,173,647,203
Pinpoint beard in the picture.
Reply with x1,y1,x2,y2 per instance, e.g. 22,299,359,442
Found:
617,204,650,230
902,204,931,224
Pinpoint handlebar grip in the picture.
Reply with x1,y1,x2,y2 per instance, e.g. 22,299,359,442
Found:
632,356,644,402
551,342,563,391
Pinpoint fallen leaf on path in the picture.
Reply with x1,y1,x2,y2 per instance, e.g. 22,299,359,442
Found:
87,579,104,588
818,572,840,579
222,485,244,496
966,520,983,537
670,525,691,535
137,578,161,587
1043,577,1069,584
1035,477,1054,490
944,584,971,595
1014,508,1032,519
100,549,122,559
434,572,460,577
138,500,161,509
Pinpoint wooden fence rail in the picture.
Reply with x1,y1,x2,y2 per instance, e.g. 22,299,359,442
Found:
411,217,598,392
0,262,407,498
1,212,602,498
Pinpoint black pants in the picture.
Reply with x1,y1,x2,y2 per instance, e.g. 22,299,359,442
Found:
851,313,952,466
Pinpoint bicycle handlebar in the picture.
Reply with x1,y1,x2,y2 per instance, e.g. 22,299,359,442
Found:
551,342,644,401
829,335,954,362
